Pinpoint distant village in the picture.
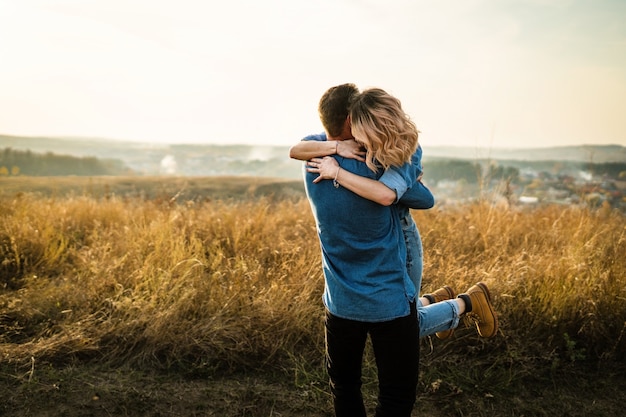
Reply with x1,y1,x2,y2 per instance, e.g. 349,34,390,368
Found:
431,163,626,213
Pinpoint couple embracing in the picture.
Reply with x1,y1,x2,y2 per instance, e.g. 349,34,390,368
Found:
290,83,498,417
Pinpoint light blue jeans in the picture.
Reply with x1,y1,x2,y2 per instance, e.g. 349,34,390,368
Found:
401,213,461,338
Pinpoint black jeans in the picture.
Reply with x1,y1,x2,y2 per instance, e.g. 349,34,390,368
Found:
325,303,420,417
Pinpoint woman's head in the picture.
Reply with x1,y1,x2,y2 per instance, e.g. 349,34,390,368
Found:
349,88,419,172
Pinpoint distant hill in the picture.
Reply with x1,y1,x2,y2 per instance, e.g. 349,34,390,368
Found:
0,147,131,176
1,134,625,179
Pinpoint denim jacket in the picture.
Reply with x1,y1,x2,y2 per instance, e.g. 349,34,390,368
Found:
304,153,415,322
379,145,435,218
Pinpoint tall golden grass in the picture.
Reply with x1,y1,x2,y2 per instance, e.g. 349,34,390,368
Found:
1,190,625,377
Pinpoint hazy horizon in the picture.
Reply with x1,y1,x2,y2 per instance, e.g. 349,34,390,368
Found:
1,1,625,149
2,132,625,152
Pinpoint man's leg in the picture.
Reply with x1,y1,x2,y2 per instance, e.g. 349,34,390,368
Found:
370,302,420,417
325,310,368,417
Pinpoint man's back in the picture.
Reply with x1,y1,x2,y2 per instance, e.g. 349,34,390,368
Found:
304,155,415,322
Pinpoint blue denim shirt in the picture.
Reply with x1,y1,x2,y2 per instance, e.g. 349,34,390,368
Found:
304,155,415,322
379,145,435,218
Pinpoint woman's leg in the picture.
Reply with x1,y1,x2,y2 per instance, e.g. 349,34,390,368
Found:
401,214,423,303
417,299,462,339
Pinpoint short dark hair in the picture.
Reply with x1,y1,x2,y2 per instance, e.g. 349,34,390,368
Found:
318,83,359,137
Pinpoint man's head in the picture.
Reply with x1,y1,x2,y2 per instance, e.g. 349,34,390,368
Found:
318,83,359,141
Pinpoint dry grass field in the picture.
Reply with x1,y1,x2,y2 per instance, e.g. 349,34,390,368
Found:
1,176,625,416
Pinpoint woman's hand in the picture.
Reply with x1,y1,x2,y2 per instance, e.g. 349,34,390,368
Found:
337,139,366,161
306,157,339,183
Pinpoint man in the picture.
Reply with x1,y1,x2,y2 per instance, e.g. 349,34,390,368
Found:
301,84,421,416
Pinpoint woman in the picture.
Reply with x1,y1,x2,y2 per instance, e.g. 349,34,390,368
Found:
296,86,498,340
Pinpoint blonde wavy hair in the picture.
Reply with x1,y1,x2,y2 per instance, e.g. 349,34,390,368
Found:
349,88,419,172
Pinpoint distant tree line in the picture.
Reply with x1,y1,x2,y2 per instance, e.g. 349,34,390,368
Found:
589,162,626,179
424,160,483,184
0,148,131,176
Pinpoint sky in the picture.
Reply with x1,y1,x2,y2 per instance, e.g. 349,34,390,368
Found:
1,0,625,149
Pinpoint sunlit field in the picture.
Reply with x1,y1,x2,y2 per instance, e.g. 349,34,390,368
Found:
1,176,625,416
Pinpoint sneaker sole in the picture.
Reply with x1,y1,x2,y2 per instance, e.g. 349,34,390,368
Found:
476,282,491,301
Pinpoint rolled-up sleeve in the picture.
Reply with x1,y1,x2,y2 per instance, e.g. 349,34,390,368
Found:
380,163,416,203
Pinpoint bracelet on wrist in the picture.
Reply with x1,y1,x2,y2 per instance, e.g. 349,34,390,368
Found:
333,167,340,188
